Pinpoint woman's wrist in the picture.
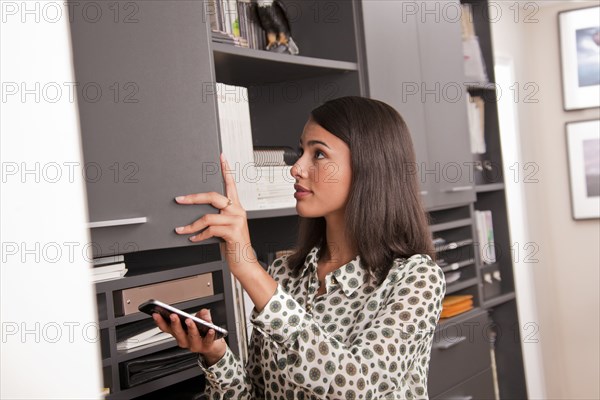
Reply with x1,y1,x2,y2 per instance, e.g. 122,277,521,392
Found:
231,261,278,313
201,346,227,367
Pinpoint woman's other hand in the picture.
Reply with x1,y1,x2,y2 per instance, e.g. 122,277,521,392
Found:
174,153,257,273
152,308,226,366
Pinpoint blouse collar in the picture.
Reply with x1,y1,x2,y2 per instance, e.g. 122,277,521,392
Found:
300,244,367,297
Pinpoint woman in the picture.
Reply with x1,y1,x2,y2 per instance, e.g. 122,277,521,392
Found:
153,96,446,399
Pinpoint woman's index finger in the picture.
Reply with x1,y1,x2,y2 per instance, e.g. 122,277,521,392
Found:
220,153,240,204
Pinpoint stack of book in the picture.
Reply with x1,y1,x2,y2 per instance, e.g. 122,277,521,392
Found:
475,210,496,264
440,294,474,318
460,3,488,83
466,92,486,154
92,255,127,283
254,147,297,210
208,0,266,50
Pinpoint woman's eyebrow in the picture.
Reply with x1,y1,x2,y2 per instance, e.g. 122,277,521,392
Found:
298,139,331,149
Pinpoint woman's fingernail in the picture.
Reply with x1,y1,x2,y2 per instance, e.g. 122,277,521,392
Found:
170,314,176,321
186,319,192,326
175,226,184,233
189,236,196,241
175,196,185,202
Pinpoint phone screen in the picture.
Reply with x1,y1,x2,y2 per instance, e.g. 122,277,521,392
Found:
139,300,227,339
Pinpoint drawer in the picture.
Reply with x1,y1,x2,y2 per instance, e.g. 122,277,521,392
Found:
428,310,492,397
433,367,495,400
114,273,214,316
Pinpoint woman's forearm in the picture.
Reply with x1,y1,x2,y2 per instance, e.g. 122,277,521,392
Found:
230,258,278,314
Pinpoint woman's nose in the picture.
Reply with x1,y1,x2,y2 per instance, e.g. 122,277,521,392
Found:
291,161,306,179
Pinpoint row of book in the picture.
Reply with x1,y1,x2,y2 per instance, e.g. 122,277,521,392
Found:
216,82,298,211
208,0,267,50
461,3,488,83
461,3,489,157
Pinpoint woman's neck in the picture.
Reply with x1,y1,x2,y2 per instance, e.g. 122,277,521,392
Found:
320,212,358,268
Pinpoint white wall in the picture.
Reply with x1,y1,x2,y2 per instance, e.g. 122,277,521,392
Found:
491,1,600,399
1,2,103,398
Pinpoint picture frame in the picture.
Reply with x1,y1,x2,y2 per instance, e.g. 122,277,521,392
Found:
566,120,600,220
558,6,600,111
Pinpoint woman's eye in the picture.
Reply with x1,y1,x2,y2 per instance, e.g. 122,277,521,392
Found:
297,148,325,160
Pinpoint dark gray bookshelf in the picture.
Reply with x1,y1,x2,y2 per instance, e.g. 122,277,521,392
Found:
361,0,527,398
69,0,369,398
70,0,527,398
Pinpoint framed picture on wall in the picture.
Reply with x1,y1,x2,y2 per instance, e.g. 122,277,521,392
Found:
566,120,600,220
558,6,600,110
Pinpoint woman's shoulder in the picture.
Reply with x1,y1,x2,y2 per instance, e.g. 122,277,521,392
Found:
386,253,445,288
266,254,293,277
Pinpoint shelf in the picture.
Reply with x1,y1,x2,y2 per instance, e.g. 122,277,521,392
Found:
480,261,501,270
435,238,473,253
112,294,225,327
95,261,223,293
440,258,476,273
436,307,486,332
117,338,179,363
475,183,505,193
106,364,202,400
483,291,516,308
212,42,359,86
465,81,496,91
445,277,479,295
247,206,297,219
430,218,473,233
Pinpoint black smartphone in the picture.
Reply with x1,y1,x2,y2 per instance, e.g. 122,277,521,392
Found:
138,299,228,339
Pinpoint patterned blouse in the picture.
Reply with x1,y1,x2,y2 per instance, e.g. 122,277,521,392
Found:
197,244,446,399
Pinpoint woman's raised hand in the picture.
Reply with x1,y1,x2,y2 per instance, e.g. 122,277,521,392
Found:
174,153,257,272
152,308,226,365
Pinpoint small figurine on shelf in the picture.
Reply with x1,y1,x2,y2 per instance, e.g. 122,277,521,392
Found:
254,0,299,55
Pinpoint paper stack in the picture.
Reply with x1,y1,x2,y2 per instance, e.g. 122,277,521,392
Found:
466,93,486,154
117,326,173,352
92,255,127,283
441,295,474,318
215,82,260,211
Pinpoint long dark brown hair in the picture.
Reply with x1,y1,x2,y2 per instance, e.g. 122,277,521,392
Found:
286,96,436,285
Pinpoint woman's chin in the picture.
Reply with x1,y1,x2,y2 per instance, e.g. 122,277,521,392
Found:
295,205,326,219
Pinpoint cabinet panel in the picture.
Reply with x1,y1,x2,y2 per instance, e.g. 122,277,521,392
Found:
428,310,492,397
432,367,495,400
361,0,434,209
69,1,223,256
417,0,476,207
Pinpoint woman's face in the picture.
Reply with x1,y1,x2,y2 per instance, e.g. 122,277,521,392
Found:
291,120,352,218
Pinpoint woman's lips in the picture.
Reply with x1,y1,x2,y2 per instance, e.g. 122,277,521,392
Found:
294,191,312,199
